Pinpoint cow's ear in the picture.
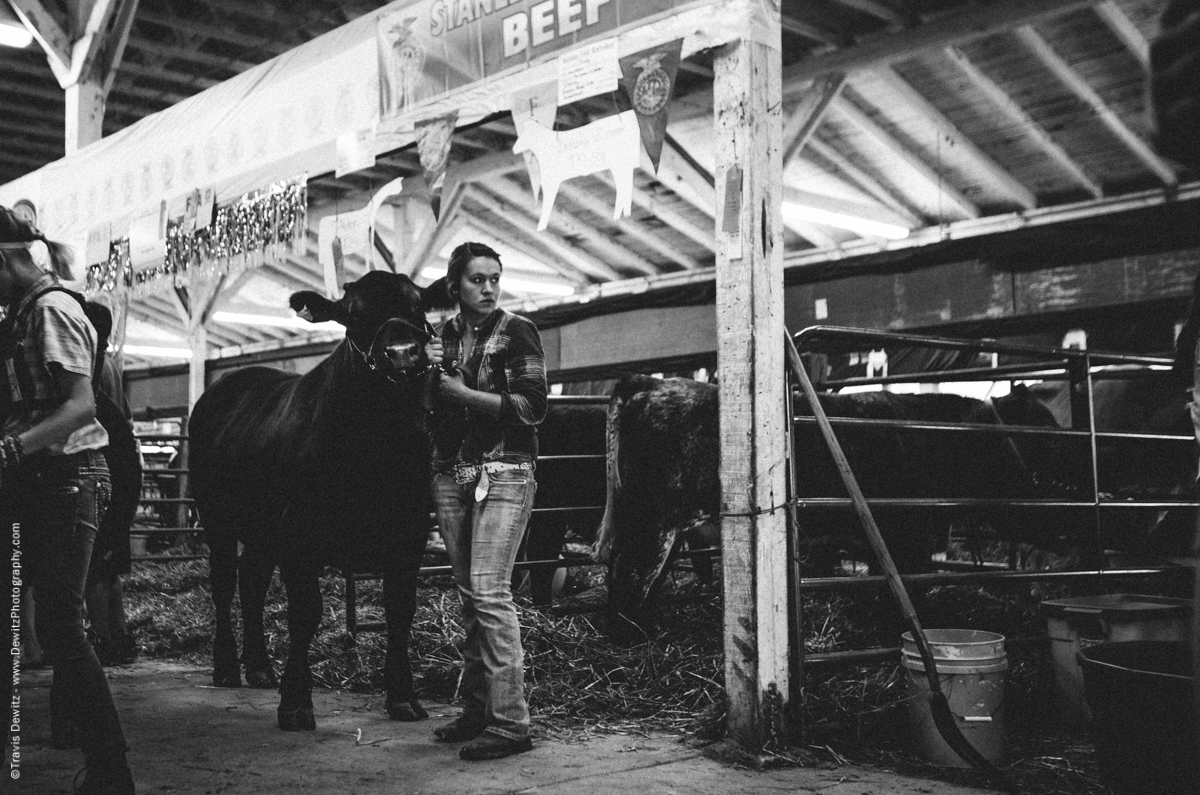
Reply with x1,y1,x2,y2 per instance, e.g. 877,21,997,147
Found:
290,291,348,324
421,276,457,311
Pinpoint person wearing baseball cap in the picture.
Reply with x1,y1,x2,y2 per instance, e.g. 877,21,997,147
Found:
0,205,134,794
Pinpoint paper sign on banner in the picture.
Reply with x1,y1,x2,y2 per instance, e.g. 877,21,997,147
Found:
511,81,558,200
336,127,377,177
195,188,215,230
558,38,618,106
318,209,371,298
84,224,111,266
129,208,163,269
183,190,202,233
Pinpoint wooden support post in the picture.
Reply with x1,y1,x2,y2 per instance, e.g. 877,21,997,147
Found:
713,8,791,751
64,78,104,151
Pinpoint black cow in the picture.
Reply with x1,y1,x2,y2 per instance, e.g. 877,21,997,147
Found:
592,375,1063,637
1027,372,1197,558
189,271,451,731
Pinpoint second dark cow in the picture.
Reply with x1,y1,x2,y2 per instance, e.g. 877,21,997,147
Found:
592,375,1064,636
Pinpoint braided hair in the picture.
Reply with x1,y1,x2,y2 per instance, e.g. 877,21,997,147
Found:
0,204,75,280
446,241,502,301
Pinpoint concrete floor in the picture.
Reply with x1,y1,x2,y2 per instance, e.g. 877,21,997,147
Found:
7,660,1003,795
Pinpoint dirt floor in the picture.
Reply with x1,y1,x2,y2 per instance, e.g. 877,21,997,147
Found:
5,660,1006,795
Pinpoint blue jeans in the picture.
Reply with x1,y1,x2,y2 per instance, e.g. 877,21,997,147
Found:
2,450,127,763
433,469,536,740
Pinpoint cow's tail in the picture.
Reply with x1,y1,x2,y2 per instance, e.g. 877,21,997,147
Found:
591,392,624,564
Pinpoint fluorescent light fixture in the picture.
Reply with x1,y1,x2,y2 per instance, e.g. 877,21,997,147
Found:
782,202,910,240
0,21,32,48
420,267,575,297
122,345,193,360
212,311,342,331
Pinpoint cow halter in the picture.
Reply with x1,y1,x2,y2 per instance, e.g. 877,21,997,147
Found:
347,316,438,382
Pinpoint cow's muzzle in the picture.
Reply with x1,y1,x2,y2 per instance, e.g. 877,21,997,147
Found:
355,317,437,382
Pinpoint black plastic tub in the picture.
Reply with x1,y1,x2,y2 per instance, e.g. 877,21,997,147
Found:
1077,641,1197,795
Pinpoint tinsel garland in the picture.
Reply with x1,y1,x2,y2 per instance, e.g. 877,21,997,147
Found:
85,239,131,294
85,176,307,296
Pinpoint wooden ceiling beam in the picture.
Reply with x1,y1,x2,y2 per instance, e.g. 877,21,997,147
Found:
873,68,1037,209
9,0,72,80
465,187,619,282
780,14,843,46
115,59,221,91
782,72,846,167
0,117,63,141
943,45,1104,199
782,0,1102,92
620,177,716,252
462,202,601,286
804,134,924,225
127,37,256,72
555,180,704,270
1013,26,1175,186
98,0,140,96
831,0,909,27
484,176,659,278
1094,0,1149,71
134,11,290,55
833,99,981,219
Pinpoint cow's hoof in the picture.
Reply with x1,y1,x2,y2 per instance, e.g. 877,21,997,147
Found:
386,698,429,722
212,669,242,688
277,707,316,731
245,668,277,689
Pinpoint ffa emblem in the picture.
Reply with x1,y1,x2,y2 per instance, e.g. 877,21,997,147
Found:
632,53,672,116
390,17,426,107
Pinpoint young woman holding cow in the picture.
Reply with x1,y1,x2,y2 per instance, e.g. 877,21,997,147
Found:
423,241,547,761
0,206,135,794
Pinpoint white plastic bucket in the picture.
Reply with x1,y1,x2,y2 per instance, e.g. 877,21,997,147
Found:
901,629,1007,767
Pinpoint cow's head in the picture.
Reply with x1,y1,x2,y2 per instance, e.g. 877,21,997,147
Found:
290,271,455,381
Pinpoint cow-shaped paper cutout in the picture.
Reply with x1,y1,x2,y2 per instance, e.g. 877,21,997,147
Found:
512,111,640,231
510,81,559,201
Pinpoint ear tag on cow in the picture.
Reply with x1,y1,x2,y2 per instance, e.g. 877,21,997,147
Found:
474,467,490,503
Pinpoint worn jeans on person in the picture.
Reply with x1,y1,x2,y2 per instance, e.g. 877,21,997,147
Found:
433,469,536,740
2,449,127,763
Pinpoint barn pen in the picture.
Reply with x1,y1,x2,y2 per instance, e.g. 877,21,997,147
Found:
3,0,1200,791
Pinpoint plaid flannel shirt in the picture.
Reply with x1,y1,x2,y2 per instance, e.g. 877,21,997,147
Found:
1,273,108,454
431,309,548,472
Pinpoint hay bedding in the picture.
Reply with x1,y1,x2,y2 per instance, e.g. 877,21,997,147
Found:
122,547,1114,794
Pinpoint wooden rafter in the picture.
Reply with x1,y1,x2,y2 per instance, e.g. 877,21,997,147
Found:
804,135,923,225
832,0,909,28
9,0,72,80
782,72,846,167
484,177,660,277
782,0,1103,91
833,98,981,219
462,200,604,285
1013,26,1175,186
1094,0,1149,71
873,68,1037,209
553,180,702,270
943,45,1104,199
469,185,621,282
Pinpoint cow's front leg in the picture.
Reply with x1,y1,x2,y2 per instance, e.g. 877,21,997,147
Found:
239,546,278,689
607,514,677,644
382,524,429,722
209,535,241,687
277,563,320,731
